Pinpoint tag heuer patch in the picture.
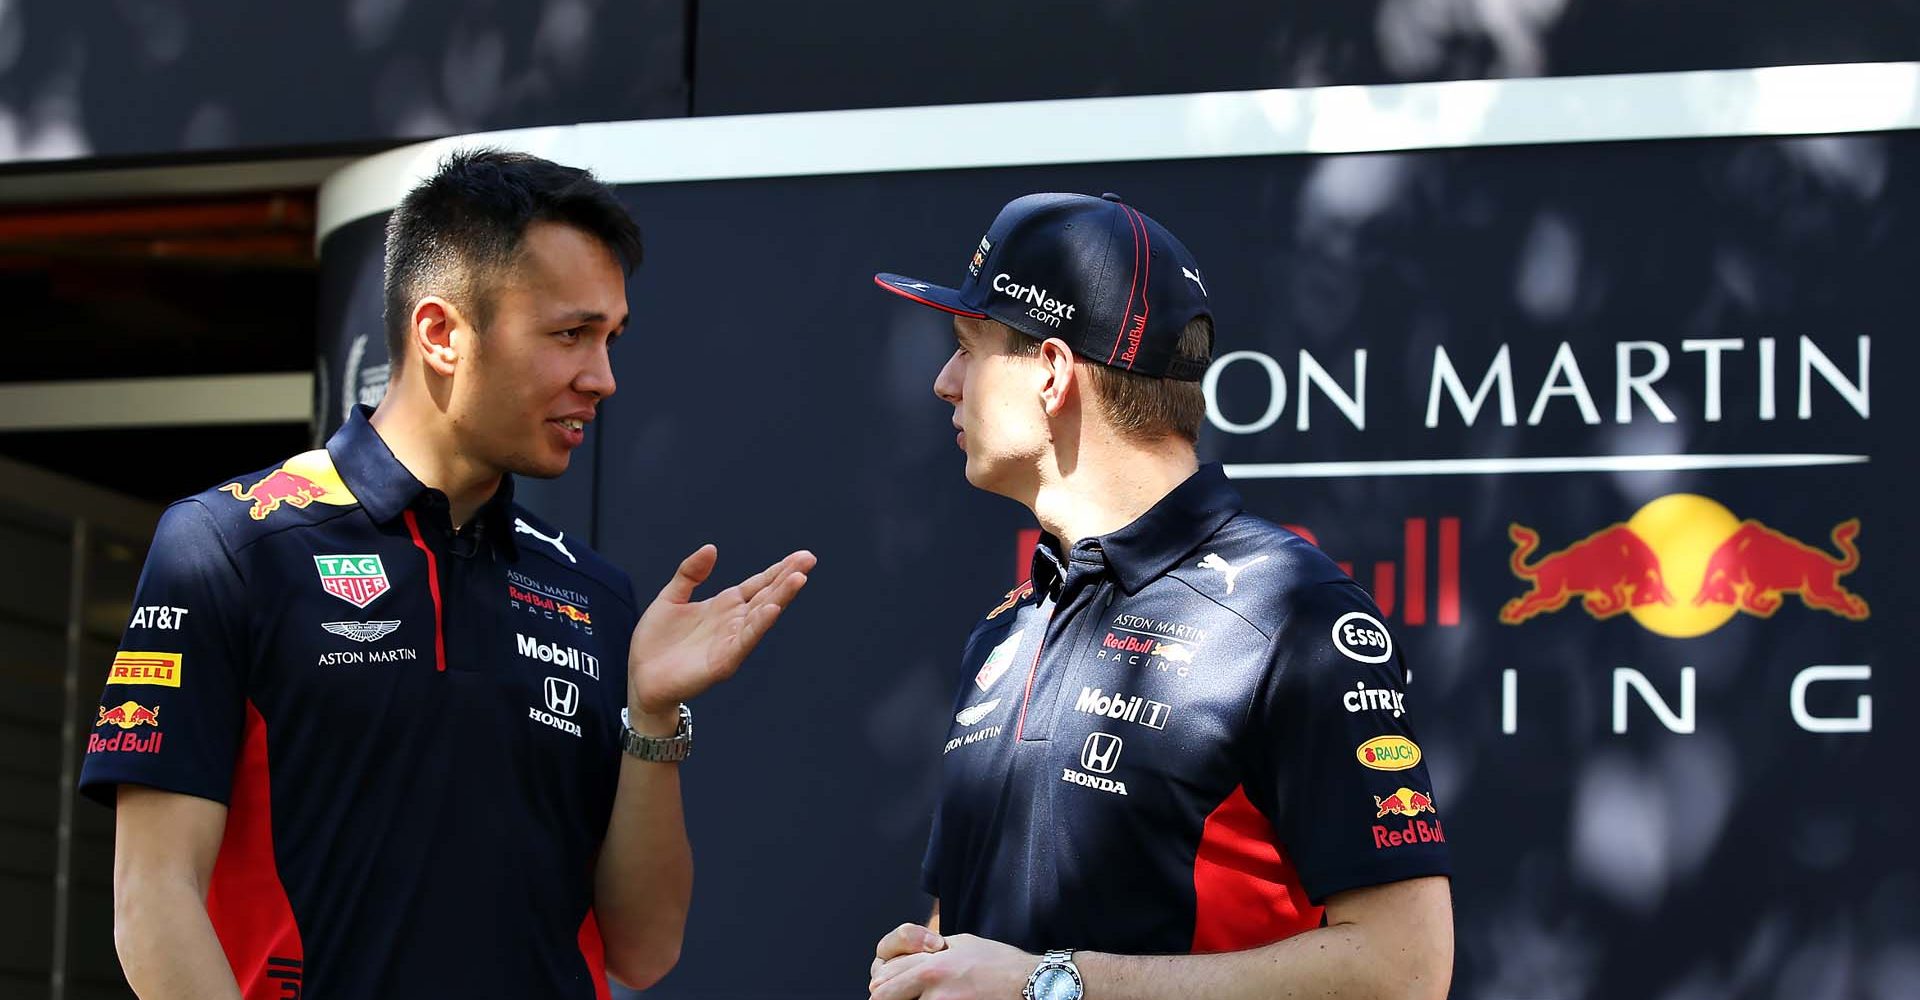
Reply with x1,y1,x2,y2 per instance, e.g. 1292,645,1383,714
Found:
975,628,1025,692
314,554,391,608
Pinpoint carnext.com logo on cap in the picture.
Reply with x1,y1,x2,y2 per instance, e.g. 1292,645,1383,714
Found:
992,273,1076,328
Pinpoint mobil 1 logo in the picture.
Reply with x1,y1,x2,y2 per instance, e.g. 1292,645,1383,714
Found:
1073,686,1170,730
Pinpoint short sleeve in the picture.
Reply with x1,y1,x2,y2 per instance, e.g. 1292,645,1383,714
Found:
1246,580,1450,903
78,499,251,808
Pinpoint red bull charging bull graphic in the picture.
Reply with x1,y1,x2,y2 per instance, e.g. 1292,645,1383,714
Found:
1501,494,1868,637
1374,787,1437,819
90,701,164,754
96,701,160,729
218,450,360,521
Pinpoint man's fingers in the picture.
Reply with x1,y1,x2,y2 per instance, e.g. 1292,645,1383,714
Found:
745,568,812,619
731,572,808,652
724,601,786,667
731,560,783,606
869,954,939,1000
658,544,719,604
876,922,945,962
738,550,817,604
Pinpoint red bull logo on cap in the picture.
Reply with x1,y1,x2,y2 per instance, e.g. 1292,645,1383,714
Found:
1502,494,1868,638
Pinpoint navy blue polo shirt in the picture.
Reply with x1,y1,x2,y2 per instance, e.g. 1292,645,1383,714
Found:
79,406,638,1000
925,465,1448,954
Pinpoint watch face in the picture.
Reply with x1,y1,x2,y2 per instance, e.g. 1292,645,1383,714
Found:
1033,967,1081,1000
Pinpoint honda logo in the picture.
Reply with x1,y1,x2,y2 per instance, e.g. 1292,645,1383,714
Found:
1080,732,1123,774
543,676,580,718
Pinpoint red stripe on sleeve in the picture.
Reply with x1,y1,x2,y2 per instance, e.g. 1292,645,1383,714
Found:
1191,784,1321,953
205,701,305,1000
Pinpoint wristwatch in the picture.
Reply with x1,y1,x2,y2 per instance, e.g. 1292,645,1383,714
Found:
1023,950,1082,1000
620,704,693,762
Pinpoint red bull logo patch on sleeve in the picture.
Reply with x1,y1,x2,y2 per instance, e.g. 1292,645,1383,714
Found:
1373,816,1445,850
90,701,163,753
1374,786,1437,818
218,450,359,521
986,581,1035,620
95,701,160,730
1501,495,1868,638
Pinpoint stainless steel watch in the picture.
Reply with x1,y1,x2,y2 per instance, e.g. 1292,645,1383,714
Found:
1023,950,1082,1000
620,704,692,762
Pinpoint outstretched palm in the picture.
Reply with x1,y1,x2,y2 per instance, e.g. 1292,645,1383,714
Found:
628,544,815,716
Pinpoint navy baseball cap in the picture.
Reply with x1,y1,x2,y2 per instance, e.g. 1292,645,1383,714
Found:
875,192,1214,381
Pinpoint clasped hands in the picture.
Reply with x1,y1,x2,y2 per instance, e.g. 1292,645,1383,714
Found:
868,923,1036,1000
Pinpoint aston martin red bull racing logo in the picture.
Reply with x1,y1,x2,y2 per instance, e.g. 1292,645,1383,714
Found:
1502,494,1868,638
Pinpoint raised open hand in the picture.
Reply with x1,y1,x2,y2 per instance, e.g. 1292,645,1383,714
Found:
627,545,815,716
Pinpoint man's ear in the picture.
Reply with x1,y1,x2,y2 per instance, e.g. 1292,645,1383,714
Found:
411,296,467,377
1037,337,1078,417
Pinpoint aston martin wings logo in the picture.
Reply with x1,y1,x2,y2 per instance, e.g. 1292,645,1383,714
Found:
322,621,402,643
955,699,1001,727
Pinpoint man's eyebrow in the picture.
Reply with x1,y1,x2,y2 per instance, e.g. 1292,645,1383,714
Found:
550,309,629,329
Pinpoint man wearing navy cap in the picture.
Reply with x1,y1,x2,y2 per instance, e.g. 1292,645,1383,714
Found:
82,149,813,999
867,193,1452,1000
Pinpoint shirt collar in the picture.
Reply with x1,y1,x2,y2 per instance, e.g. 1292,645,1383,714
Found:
1050,463,1243,595
326,405,519,556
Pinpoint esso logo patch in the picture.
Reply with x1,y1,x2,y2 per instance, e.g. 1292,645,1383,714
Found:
1332,612,1393,664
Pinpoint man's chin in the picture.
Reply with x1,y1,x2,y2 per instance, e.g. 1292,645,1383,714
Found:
504,450,572,480
962,455,1008,495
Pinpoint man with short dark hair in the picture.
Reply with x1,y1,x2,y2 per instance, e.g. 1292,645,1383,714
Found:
82,149,813,999
867,192,1451,1000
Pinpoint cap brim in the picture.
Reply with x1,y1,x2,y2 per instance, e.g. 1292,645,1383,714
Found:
873,273,987,318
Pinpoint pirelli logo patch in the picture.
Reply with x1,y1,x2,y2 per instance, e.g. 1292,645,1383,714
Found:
109,651,182,688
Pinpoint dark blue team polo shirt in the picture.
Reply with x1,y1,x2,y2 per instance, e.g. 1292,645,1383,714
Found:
78,406,638,1000
926,465,1449,955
